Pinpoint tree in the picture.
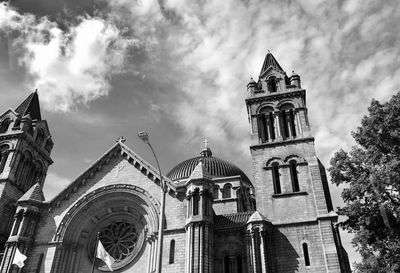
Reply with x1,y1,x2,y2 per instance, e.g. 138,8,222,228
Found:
329,91,400,272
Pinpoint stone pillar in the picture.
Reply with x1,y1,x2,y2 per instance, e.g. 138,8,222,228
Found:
246,212,272,273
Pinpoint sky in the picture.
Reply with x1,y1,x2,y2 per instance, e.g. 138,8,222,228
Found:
1,0,400,267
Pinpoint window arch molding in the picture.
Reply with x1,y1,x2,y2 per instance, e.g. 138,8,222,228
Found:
255,103,276,114
267,76,278,93
283,155,307,165
264,157,284,168
213,185,220,200
276,100,300,109
222,183,232,199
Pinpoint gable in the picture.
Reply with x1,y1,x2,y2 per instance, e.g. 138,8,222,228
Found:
47,141,177,213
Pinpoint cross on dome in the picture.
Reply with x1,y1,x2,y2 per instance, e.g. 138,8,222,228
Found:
200,139,212,157
203,139,209,149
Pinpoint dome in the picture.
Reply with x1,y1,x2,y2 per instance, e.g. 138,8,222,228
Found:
167,147,252,184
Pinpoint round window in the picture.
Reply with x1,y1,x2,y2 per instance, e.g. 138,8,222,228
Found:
99,221,139,262
90,219,145,271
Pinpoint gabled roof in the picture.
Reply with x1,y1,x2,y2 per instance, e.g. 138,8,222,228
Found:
49,140,176,207
15,91,42,121
259,52,284,76
214,211,254,231
18,183,45,203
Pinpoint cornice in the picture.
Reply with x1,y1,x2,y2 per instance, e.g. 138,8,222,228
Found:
245,89,306,105
250,137,314,149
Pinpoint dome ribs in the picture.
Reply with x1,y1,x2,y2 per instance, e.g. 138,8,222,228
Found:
166,155,251,185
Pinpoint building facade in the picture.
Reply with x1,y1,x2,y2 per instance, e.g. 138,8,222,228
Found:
0,53,351,273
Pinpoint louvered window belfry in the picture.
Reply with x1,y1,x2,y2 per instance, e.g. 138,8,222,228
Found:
257,107,275,143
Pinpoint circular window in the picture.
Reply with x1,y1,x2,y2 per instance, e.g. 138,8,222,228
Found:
89,219,145,271
99,221,139,262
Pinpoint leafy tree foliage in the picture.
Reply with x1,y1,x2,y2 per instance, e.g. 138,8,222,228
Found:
329,92,400,272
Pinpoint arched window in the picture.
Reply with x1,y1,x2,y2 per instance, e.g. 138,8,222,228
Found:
302,243,310,266
257,107,275,143
169,240,175,264
289,160,300,192
12,210,23,236
0,145,8,174
280,104,297,139
271,163,281,194
222,184,232,199
193,189,200,216
0,118,11,134
267,76,277,92
213,185,220,200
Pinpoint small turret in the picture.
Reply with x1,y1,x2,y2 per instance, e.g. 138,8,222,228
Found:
290,70,301,88
247,77,257,97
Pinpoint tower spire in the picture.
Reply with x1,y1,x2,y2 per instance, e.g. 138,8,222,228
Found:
259,51,284,75
15,91,42,121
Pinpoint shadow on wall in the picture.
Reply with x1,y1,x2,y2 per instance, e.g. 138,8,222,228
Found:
32,215,57,272
272,227,299,272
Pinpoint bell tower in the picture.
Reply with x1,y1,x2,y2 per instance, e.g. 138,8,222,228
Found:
0,91,53,256
245,53,350,272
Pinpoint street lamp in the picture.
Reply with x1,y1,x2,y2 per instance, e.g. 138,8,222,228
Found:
138,131,167,273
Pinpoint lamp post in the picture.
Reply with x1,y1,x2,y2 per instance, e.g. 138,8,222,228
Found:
138,131,167,273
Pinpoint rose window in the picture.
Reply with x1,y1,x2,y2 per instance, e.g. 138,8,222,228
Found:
99,221,138,262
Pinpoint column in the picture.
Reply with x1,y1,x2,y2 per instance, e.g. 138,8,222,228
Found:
259,228,267,273
274,112,282,141
295,109,302,135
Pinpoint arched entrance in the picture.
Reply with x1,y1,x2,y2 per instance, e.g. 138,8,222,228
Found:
52,184,160,272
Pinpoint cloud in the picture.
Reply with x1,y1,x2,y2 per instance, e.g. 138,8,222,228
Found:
42,171,70,200
3,0,400,265
0,2,138,112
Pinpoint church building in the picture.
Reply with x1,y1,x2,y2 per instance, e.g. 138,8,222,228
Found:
0,53,351,272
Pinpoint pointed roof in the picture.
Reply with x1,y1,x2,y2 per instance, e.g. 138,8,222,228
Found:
247,211,269,223
260,52,284,75
18,183,45,203
15,91,42,121
187,160,212,181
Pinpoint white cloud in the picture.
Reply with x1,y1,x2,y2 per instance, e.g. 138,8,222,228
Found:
0,2,138,112
42,171,70,200
2,0,400,265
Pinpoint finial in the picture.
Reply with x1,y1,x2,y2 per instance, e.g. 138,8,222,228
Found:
203,139,208,149
116,136,126,143
34,89,38,93
267,50,271,53
200,139,212,157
